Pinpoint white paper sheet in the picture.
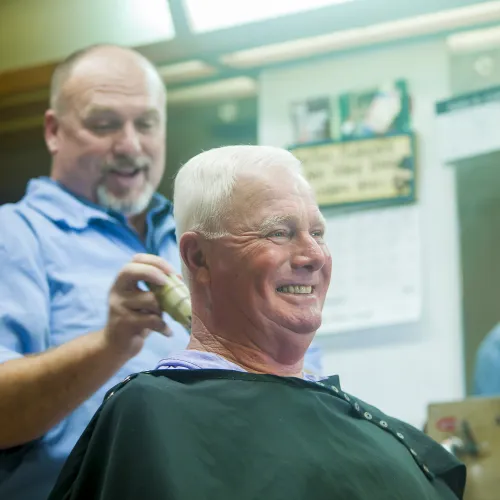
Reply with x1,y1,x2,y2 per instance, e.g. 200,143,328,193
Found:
436,87,500,164
318,204,422,335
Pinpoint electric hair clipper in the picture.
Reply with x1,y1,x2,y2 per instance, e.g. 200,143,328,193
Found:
151,274,192,332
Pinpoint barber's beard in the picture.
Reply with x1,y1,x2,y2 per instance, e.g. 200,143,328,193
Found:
96,181,155,217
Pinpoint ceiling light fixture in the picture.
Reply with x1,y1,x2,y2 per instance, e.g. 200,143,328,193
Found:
157,60,217,83
168,77,257,105
221,1,500,68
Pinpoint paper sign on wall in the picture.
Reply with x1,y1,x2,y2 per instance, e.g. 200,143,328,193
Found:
436,85,500,164
290,133,416,208
318,204,422,335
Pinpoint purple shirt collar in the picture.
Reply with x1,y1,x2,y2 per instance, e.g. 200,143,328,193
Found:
156,350,324,382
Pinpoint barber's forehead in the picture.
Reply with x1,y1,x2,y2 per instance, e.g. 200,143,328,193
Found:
73,47,147,73
66,49,163,96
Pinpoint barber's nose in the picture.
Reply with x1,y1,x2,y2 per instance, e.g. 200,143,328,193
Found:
113,123,142,156
291,234,326,271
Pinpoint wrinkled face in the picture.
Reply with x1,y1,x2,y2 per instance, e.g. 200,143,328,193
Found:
205,171,332,340
46,51,166,216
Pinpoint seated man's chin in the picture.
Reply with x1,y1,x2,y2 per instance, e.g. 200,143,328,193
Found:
285,318,321,335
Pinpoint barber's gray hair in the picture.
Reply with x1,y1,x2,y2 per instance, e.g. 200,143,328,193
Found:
173,145,305,245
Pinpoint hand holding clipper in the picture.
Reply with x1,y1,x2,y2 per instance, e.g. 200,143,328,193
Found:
150,274,192,332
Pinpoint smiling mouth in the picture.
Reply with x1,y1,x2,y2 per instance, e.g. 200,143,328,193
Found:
276,285,314,294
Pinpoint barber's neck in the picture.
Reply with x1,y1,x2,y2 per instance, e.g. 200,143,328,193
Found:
127,212,147,240
188,319,305,379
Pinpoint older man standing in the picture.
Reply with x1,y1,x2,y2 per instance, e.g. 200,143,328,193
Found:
0,44,188,500
48,145,465,500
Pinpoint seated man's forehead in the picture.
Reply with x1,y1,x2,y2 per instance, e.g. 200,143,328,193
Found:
258,211,325,230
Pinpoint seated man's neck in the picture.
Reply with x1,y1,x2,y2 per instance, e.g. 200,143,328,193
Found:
187,323,305,379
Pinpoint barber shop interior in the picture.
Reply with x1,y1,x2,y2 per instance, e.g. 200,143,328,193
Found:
3,1,500,499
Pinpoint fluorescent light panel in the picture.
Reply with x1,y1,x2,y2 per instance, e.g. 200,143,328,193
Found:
168,77,257,104
157,60,217,83
183,0,353,33
221,1,500,68
447,25,500,53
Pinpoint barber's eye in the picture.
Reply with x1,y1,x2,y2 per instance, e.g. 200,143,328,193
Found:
136,119,157,132
91,122,118,132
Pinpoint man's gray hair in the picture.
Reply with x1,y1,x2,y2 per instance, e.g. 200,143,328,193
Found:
173,145,305,244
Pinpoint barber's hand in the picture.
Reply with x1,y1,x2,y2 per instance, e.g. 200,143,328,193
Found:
103,253,177,359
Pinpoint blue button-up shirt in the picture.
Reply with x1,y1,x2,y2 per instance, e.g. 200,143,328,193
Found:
0,177,191,500
474,323,500,396
0,176,323,500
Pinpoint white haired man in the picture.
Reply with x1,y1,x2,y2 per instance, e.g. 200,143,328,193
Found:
47,146,465,500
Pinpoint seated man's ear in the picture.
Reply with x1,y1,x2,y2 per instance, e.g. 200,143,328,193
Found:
179,232,210,285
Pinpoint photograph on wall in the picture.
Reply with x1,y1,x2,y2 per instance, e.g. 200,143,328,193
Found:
338,79,411,140
290,96,338,145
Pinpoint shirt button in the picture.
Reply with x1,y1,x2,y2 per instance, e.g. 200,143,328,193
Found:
332,386,339,393
410,449,418,457
379,420,388,428
344,394,351,402
354,403,361,411
396,432,405,440
364,412,373,420
423,465,430,474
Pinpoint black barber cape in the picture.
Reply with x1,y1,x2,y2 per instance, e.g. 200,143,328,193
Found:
48,370,465,500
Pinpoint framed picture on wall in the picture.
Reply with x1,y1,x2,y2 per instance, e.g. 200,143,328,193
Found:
289,96,339,144
338,79,411,140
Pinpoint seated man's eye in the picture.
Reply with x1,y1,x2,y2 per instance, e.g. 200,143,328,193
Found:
271,230,288,238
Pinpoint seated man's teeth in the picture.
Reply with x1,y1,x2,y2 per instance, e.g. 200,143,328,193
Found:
277,285,312,294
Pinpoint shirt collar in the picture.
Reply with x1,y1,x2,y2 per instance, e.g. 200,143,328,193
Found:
24,176,174,232
156,350,330,383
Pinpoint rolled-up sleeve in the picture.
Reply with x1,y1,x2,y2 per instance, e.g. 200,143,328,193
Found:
0,208,50,363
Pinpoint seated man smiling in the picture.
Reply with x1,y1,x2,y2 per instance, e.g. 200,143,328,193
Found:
48,146,465,500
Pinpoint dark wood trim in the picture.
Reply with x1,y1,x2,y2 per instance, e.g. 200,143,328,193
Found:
0,62,57,98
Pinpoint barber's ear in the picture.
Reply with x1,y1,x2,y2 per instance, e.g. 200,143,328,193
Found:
44,110,60,154
179,232,210,285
